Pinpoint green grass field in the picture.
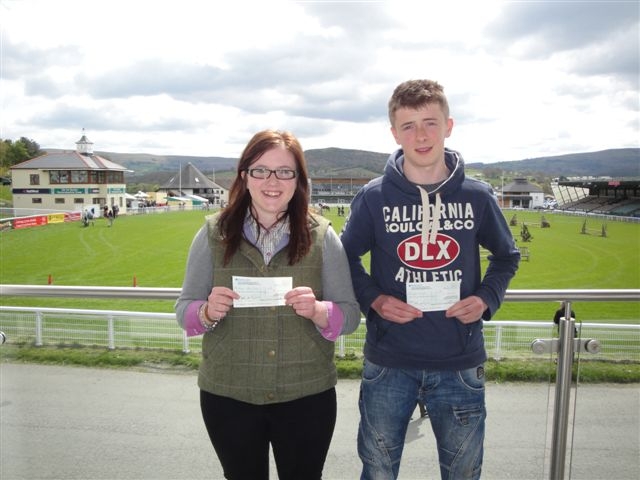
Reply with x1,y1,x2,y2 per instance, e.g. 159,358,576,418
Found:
1,208,639,322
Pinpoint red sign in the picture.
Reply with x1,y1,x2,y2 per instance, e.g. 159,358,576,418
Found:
397,233,460,270
13,215,48,229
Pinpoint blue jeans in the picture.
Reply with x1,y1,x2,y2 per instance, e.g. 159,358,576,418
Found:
358,359,486,480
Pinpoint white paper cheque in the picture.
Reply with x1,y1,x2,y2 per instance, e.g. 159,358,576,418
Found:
406,280,461,312
232,276,293,308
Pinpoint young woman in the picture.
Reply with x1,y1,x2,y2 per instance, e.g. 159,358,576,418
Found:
175,129,360,480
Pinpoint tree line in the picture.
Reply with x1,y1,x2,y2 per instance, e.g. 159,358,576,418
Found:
1,137,43,173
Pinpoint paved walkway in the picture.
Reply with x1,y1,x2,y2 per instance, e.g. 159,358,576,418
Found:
1,363,638,480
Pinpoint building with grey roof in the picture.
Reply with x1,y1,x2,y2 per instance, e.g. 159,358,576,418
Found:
157,162,227,207
501,178,544,209
10,132,131,217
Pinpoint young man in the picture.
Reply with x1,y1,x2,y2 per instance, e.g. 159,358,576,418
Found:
340,79,520,480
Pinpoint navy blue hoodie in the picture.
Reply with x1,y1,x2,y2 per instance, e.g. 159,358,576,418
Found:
340,148,520,370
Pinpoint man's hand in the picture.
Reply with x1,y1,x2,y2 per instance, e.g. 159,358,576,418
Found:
446,295,487,324
371,294,423,324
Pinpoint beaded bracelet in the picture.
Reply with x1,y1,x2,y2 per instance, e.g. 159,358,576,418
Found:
198,303,221,332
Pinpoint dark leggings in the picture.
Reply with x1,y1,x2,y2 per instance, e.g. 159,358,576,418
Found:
200,388,337,480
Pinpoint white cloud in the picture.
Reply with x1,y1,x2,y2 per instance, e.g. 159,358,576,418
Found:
1,0,638,163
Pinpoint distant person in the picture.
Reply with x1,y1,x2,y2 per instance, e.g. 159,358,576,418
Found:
175,129,360,480
107,208,114,227
340,79,520,479
554,301,577,337
81,210,94,227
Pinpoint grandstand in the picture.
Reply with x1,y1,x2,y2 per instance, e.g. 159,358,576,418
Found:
311,177,370,204
552,178,640,217
309,175,640,219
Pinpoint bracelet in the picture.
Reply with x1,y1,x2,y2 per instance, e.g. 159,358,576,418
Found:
323,302,330,329
198,303,221,332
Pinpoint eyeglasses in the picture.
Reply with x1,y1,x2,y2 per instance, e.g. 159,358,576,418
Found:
246,168,297,180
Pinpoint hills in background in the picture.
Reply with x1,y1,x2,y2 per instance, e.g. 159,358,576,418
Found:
46,147,639,183
467,148,639,178
94,148,390,182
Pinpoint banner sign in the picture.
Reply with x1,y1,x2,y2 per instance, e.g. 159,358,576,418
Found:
12,188,51,194
13,215,48,229
47,213,66,224
53,188,86,194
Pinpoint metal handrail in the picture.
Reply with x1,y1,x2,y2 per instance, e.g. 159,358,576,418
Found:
0,285,181,299
2,284,639,302
503,289,640,301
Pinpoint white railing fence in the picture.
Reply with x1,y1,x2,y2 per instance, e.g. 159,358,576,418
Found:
0,286,638,361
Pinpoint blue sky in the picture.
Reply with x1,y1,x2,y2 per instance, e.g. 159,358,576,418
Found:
1,0,638,163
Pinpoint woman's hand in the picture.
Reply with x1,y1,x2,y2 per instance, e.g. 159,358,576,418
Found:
206,286,240,320
284,287,328,328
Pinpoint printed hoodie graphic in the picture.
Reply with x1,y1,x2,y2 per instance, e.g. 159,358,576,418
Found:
341,148,520,371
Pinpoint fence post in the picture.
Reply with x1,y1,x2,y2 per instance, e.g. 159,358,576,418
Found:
494,324,503,360
182,330,190,354
107,315,115,350
549,310,576,480
35,310,43,346
337,335,346,358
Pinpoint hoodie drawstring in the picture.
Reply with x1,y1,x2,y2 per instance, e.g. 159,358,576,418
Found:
417,186,442,245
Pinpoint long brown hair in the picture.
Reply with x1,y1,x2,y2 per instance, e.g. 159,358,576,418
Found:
217,130,311,266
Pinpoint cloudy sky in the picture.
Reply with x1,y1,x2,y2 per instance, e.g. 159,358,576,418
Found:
1,0,638,163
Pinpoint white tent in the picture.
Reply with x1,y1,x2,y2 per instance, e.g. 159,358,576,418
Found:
166,196,193,204
185,194,209,205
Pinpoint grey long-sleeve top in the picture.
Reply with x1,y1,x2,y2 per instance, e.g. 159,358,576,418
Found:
175,221,361,337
